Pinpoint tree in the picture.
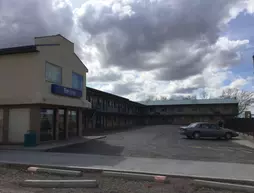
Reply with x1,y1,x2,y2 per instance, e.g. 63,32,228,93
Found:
159,96,168,101
220,88,254,115
182,95,197,100
144,95,156,103
200,90,210,99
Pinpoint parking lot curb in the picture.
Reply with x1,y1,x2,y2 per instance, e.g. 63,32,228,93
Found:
102,171,169,183
193,179,254,193
2,161,254,186
27,166,82,177
20,179,98,188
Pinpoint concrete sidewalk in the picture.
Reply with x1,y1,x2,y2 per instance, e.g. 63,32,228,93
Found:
1,150,254,183
0,136,105,152
233,133,254,149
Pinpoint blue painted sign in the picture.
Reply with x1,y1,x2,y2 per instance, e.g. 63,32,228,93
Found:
51,84,82,98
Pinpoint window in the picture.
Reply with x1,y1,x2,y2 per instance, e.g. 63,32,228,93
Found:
177,107,183,112
209,124,218,129
72,72,83,90
40,109,55,141
58,109,66,140
68,110,78,137
45,62,62,84
224,105,229,110
200,124,209,129
188,123,198,127
150,108,154,112
192,108,197,111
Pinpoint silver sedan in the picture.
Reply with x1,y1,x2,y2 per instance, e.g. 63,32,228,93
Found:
179,122,239,140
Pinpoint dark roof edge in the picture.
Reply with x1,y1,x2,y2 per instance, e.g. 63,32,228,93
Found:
86,87,144,106
35,34,74,44
87,87,129,101
143,102,238,106
86,87,239,107
0,45,39,56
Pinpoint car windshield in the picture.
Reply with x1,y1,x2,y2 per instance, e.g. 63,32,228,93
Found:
188,123,198,127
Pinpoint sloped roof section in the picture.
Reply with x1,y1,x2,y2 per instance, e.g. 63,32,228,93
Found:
74,53,88,73
139,99,238,106
35,34,89,72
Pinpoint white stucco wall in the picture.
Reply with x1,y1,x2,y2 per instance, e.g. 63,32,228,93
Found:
0,35,91,108
35,35,90,108
8,108,30,143
0,53,41,105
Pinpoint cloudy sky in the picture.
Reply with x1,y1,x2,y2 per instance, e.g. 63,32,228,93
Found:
0,0,253,107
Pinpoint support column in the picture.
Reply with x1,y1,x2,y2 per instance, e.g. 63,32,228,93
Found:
0,109,3,143
65,109,69,139
78,109,82,137
30,106,40,144
55,108,59,141
3,108,9,143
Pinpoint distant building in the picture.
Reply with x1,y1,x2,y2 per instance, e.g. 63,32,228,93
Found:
140,99,238,125
85,87,238,132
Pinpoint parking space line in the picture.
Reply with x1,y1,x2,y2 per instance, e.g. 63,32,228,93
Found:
206,147,221,151
241,150,253,154
190,146,203,149
190,145,254,153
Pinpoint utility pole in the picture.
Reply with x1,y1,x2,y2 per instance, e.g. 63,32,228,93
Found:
252,54,254,74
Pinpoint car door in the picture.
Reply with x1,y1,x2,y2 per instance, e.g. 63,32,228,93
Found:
205,124,219,137
208,124,223,137
199,123,211,137
209,124,225,137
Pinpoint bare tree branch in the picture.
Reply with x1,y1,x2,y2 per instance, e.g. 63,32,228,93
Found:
220,88,254,115
159,96,168,101
182,95,197,100
144,95,156,103
200,90,210,99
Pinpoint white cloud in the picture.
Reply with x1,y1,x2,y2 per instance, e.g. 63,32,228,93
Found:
246,0,254,14
227,77,249,88
0,0,253,104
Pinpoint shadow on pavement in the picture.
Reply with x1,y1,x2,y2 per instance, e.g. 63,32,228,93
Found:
48,140,125,156
182,137,240,142
85,126,144,136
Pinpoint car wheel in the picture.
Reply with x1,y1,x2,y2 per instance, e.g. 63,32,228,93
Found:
193,132,200,140
187,136,192,139
225,132,232,140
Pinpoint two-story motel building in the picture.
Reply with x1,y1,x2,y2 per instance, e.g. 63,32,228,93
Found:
0,34,91,144
0,34,239,145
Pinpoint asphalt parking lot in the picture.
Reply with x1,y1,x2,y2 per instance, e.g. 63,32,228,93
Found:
51,125,254,164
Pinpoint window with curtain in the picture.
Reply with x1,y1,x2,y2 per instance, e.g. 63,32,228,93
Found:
72,72,83,90
45,62,62,85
